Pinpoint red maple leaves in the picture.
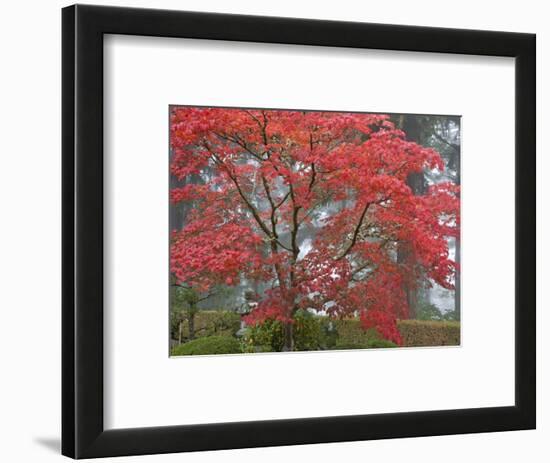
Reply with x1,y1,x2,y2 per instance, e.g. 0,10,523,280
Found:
360,310,402,345
170,107,459,345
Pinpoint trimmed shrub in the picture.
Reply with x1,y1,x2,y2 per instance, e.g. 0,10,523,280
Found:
240,342,274,354
328,318,459,348
397,320,460,347
333,337,397,350
332,341,366,350
171,335,241,356
332,319,379,345
367,338,398,348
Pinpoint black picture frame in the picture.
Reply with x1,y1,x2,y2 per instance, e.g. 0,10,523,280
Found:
62,4,536,459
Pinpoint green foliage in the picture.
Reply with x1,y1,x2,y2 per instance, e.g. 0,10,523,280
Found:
170,310,241,341
324,318,459,349
176,310,241,340
293,310,323,350
170,307,183,340
242,310,324,351
333,337,397,350
239,342,274,354
442,310,460,321
173,285,201,308
171,336,241,356
331,319,380,345
170,282,241,340
170,285,200,339
242,318,284,352
318,318,339,349
170,310,461,353
397,319,460,346
332,341,365,350
416,302,459,321
416,302,444,321
366,338,398,348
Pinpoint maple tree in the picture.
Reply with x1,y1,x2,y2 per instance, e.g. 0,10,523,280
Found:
170,107,460,350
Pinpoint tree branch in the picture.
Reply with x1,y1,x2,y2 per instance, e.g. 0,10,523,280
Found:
288,183,301,262
227,172,272,237
308,162,317,192
274,191,290,209
337,200,380,260
212,131,266,161
261,174,293,253
203,140,293,252
244,110,269,145
433,132,460,153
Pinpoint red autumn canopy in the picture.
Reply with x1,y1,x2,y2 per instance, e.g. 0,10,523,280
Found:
170,107,459,348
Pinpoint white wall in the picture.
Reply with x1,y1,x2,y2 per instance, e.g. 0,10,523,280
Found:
0,0,546,462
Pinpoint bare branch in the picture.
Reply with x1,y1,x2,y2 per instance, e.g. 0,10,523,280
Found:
337,201,373,259
274,191,290,209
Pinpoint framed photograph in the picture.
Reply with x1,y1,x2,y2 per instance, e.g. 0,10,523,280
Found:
62,4,536,459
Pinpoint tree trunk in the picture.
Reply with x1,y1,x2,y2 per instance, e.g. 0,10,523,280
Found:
178,321,183,344
454,237,461,321
454,139,461,321
188,308,196,340
282,321,295,351
397,241,418,319
396,115,426,319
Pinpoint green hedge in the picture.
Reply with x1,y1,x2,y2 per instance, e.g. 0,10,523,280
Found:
333,338,397,350
171,335,241,356
176,311,241,341
172,311,460,352
397,320,460,347
332,319,374,345
241,314,394,351
331,318,460,348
